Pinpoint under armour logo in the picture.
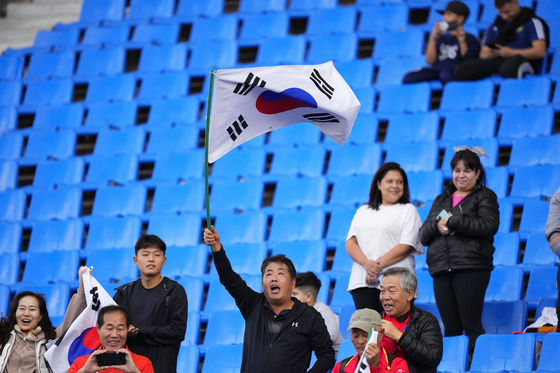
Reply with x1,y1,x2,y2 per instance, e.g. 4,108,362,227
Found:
233,72,266,95
227,115,248,141
292,322,299,328
310,69,334,99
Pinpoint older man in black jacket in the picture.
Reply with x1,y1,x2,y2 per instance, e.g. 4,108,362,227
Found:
379,267,443,373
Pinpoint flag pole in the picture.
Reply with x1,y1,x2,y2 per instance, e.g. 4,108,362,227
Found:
204,69,216,252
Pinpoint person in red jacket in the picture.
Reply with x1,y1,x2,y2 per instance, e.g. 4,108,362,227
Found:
333,308,408,373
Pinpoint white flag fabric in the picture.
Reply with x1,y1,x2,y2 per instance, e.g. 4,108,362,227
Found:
208,61,361,162
354,331,378,373
45,271,117,373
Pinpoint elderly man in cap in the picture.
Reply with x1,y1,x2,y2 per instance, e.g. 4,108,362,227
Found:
332,308,409,373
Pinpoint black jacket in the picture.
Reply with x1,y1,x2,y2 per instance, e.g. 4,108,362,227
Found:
213,248,335,373
397,306,443,373
114,277,188,373
419,183,500,276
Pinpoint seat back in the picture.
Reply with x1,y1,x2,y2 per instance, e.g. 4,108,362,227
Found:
86,249,139,284
524,266,558,309
485,267,523,301
85,216,142,250
470,334,536,372
214,211,267,246
22,251,80,284
440,80,494,111
438,335,469,373
147,214,202,247
28,219,83,253
151,183,205,215
268,209,325,243
271,240,327,273
91,184,147,217
27,188,82,221
201,344,243,373
327,144,382,178
161,246,209,279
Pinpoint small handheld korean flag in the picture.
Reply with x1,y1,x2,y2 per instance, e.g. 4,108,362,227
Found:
354,330,379,373
45,271,117,373
207,61,361,162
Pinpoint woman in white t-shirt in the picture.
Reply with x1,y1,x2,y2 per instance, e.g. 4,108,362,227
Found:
346,162,424,313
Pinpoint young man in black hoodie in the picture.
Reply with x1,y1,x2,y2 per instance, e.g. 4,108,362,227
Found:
203,226,335,372
454,0,549,80
113,234,188,373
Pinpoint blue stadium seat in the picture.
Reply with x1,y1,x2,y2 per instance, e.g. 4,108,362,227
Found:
0,132,22,160
336,339,356,364
482,300,528,334
497,106,554,145
208,242,268,278
204,276,262,315
127,0,175,20
31,158,85,189
535,0,560,20
496,77,552,108
498,201,513,234
151,151,205,183
201,344,243,372
267,122,323,148
469,334,536,373
271,241,327,272
190,14,237,42
255,36,306,65
0,107,16,132
86,248,139,284
518,201,551,239
12,283,70,317
210,148,266,181
509,135,560,169
93,128,146,156
415,252,428,272
178,277,205,312
79,0,126,23
0,254,19,285
373,30,424,60
189,40,238,71
28,219,83,253
75,48,125,77
524,266,558,310
24,130,75,161
147,214,202,247
0,160,16,191
0,222,22,254
416,270,436,303
323,113,377,147
33,104,84,130
485,167,509,199
238,0,284,13
238,13,287,42
26,51,75,79
328,175,371,208
145,97,200,127
91,184,147,217
493,233,520,267
535,297,557,322
376,83,431,114
330,273,353,313
267,146,326,178
209,179,263,214
438,335,469,373
306,6,357,35
288,0,336,10
81,25,130,47
269,177,328,210
357,3,409,34
85,74,135,103
440,109,497,145
84,155,138,187
151,183,205,215
439,80,494,111
537,332,560,372
519,232,559,273
27,188,82,221
385,141,439,172
176,345,198,373
335,59,374,89
325,208,356,247
485,266,523,301
384,112,439,146
408,170,444,205
327,144,382,178
268,208,325,243
84,216,142,251
376,56,426,87
176,0,225,18
440,138,499,177
33,28,79,49
337,304,356,340
307,33,358,63
84,101,137,128
137,71,189,100
23,79,73,106
415,302,444,333
161,246,209,279
0,285,10,317
509,165,560,202
0,189,26,222
21,251,80,284
0,81,21,107
213,211,268,246
0,54,24,80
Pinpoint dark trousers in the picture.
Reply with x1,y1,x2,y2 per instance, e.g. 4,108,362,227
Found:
454,55,534,80
402,65,455,85
351,287,383,314
433,270,491,352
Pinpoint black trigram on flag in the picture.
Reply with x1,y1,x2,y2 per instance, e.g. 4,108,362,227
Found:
227,115,248,141
303,113,339,123
233,73,266,95
310,69,334,99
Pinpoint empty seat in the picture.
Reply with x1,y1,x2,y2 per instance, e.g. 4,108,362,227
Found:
213,211,267,246
0,189,26,222
335,59,374,89
384,112,439,145
376,83,431,114
438,335,469,373
327,144,382,178
330,273,353,312
91,184,147,217
161,246,209,279
21,251,80,284
328,175,371,208
28,219,83,253
519,232,559,273
208,242,267,279
84,216,142,251
497,106,554,145
81,25,130,47
145,97,200,127
209,179,263,214
127,0,174,20
137,71,189,99
269,177,328,210
439,80,494,111
469,334,535,373
0,54,24,80
238,0,284,13
24,130,75,161
271,240,327,272
323,113,377,147
0,132,23,160
0,107,16,132
23,79,73,106
85,74,135,103
178,277,205,312
176,0,225,18
518,201,551,238
509,135,560,169
498,201,514,234
485,266,523,302
86,248,139,284
151,152,205,183
176,345,199,373
27,188,82,221
147,214,202,247
307,33,358,63
0,160,16,191
485,167,509,199
385,141,439,172
76,48,125,77
376,56,426,87
33,104,84,130
373,30,424,60
26,51,75,79
496,77,551,108
255,36,306,65
31,158,85,189
84,101,137,128
12,283,70,317
0,253,19,285
131,23,180,44
509,165,560,201
201,344,242,373
306,6,357,35
408,170,444,205
524,266,558,310
79,0,126,23
357,3,409,34
151,183,205,215
325,208,356,247
288,0,336,10
239,13,288,41
440,109,497,144
0,285,10,316
482,300,528,334
268,208,325,243
190,14,237,42
210,148,266,181
536,332,560,372
0,81,21,106
0,222,22,254
85,155,139,186
493,233,520,267
416,270,436,303
204,276,262,315
93,128,146,156
267,146,326,179
138,44,187,73
189,40,238,70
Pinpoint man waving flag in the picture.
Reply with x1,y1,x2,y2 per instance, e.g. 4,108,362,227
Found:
207,61,361,163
